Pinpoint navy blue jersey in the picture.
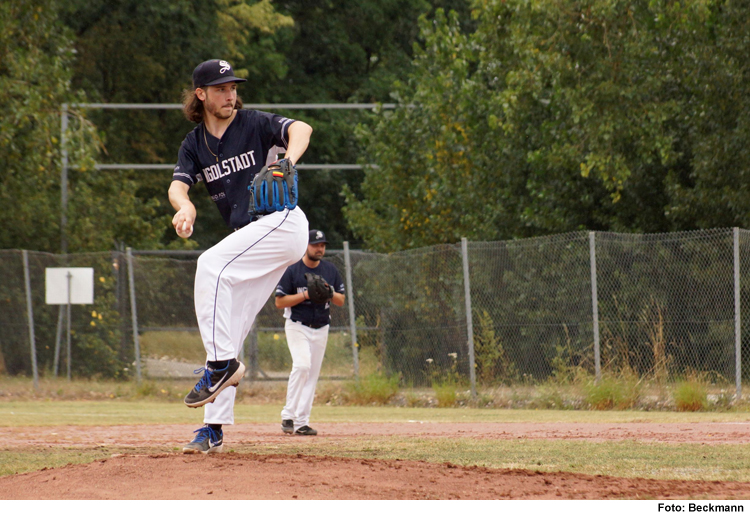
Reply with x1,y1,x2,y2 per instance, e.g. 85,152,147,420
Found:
172,109,294,229
275,260,345,328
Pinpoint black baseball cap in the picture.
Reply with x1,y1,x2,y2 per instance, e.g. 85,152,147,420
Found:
192,59,247,89
309,230,328,245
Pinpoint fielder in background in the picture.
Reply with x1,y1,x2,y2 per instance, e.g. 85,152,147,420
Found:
275,229,345,435
168,58,312,454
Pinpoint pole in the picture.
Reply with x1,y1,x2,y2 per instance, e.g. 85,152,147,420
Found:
589,232,601,382
22,251,39,390
734,228,742,399
114,246,128,364
126,247,142,382
461,238,477,398
243,329,249,379
66,271,72,381
60,104,69,254
248,324,259,379
53,305,63,376
343,241,359,379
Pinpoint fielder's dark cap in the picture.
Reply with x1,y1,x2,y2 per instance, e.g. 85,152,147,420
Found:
192,59,247,89
309,229,328,245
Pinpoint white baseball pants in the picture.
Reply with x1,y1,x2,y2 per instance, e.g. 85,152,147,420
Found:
281,319,329,430
196,207,308,425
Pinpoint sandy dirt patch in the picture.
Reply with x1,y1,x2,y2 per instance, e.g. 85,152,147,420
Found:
1,421,748,499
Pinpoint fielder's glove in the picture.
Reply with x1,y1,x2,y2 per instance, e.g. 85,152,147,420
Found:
248,159,298,215
305,273,334,304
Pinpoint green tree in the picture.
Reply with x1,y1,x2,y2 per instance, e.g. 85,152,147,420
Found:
347,1,750,251
345,9,499,251
663,0,750,230
250,0,467,247
0,0,98,251
60,0,294,250
57,0,475,249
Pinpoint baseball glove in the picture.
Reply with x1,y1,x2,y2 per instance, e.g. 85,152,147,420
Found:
305,273,334,304
248,159,298,215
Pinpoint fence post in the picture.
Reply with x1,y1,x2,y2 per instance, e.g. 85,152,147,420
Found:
734,228,742,399
247,323,259,379
126,247,142,382
589,232,601,383
343,241,359,379
60,104,69,254
22,251,39,390
115,244,129,366
53,305,64,377
461,238,477,398
66,272,72,381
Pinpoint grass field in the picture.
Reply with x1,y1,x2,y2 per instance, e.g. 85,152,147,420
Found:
248,437,750,482
3,400,750,426
3,436,750,482
2,399,750,481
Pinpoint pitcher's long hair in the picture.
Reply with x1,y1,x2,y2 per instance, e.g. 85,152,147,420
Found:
181,89,243,123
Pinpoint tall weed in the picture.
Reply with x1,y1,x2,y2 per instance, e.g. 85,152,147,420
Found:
642,298,672,386
550,324,590,385
673,371,709,411
474,310,517,384
433,383,458,407
584,367,642,410
427,353,463,407
343,372,400,405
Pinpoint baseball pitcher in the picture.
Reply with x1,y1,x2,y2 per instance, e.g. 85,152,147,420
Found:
169,59,312,454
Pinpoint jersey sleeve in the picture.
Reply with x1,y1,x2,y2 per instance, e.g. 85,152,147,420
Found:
172,136,202,186
332,268,346,294
275,266,295,297
256,111,296,150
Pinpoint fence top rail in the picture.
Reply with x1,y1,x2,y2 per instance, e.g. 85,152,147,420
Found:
70,103,398,110
469,231,590,249
5,227,749,257
130,248,371,257
592,228,734,242
90,163,372,171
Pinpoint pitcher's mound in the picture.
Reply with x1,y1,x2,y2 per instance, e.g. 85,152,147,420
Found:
2,452,750,500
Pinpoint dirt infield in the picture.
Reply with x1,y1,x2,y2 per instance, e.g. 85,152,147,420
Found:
2,421,750,499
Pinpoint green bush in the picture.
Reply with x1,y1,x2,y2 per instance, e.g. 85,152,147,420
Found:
343,372,400,405
433,381,457,407
584,371,641,410
673,378,709,412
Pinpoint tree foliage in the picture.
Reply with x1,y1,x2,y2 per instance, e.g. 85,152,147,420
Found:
347,1,750,251
58,0,297,250
0,0,124,252
345,10,494,251
8,0,750,254
51,0,462,250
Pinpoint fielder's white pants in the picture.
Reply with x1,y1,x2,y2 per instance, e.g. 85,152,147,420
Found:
196,207,308,425
281,319,329,430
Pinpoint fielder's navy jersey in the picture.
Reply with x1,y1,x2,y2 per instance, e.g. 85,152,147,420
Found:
275,260,345,328
172,109,294,229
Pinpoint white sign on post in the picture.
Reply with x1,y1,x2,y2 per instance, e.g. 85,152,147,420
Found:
46,267,95,381
45,268,95,305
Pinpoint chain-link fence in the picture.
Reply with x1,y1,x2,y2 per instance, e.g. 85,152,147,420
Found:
0,250,134,384
1,228,748,394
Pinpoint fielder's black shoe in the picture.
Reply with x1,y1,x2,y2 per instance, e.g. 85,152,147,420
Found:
184,359,245,408
281,419,294,434
294,425,317,436
183,426,223,454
